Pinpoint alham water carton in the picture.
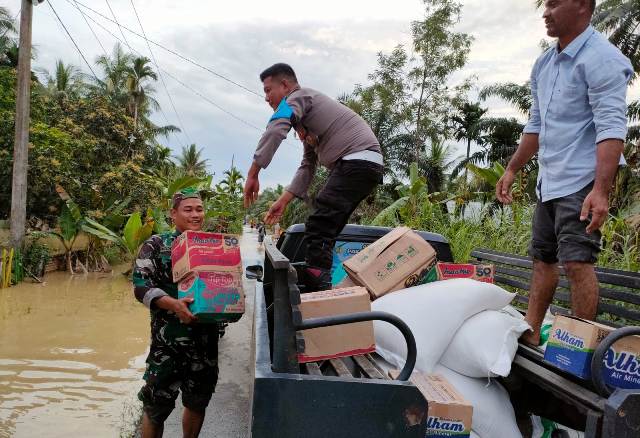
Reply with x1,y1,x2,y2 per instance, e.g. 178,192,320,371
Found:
177,271,244,323
601,330,640,389
545,315,640,389
544,315,611,379
390,371,473,438
171,231,241,282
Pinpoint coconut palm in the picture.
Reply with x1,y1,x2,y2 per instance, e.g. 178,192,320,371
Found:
126,56,159,129
38,60,84,102
176,144,208,176
417,141,456,193
95,43,134,105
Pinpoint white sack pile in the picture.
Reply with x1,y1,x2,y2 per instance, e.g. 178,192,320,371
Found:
372,278,528,438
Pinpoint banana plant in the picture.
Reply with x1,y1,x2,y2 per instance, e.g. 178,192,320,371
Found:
46,185,85,274
372,162,450,226
83,210,155,260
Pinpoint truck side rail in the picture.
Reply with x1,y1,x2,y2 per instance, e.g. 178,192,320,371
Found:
264,239,417,381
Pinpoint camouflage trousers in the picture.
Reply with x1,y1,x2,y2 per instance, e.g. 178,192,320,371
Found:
138,316,219,425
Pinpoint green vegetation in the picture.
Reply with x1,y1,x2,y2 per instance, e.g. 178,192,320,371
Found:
1,11,243,278
248,0,639,272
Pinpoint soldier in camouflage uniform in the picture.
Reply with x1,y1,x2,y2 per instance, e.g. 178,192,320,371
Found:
133,189,219,438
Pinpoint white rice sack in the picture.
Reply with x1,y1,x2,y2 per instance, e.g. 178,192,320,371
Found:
434,364,523,438
372,279,515,373
440,306,531,378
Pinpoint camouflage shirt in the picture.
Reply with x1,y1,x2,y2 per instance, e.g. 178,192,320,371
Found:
133,231,181,326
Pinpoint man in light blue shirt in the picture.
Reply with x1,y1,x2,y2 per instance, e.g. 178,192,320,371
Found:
496,0,633,345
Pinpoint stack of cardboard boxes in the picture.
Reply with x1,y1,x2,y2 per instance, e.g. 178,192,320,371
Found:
171,231,245,323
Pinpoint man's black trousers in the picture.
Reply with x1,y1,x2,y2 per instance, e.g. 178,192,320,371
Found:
304,159,383,270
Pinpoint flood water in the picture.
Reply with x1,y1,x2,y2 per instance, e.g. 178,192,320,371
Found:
0,265,149,437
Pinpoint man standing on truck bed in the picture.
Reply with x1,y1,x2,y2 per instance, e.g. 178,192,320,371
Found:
243,63,384,292
496,0,632,345
133,189,219,438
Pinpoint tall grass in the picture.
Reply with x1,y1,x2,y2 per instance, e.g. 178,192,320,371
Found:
371,199,639,271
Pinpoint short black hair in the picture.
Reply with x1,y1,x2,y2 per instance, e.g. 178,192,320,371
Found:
260,63,298,83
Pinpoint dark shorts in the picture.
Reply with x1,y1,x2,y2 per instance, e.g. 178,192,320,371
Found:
528,182,602,264
138,320,219,425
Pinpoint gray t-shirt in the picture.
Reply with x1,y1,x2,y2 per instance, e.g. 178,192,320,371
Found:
253,86,381,199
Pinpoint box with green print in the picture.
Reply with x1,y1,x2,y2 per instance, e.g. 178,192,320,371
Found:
544,315,640,389
178,271,245,323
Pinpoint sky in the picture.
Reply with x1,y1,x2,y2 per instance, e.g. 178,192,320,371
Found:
4,0,639,189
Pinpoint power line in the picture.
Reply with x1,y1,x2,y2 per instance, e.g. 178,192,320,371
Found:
104,0,132,52
72,0,107,56
69,1,270,138
69,0,264,98
70,0,184,147
47,0,99,80
66,0,299,149
68,0,185,147
129,0,192,146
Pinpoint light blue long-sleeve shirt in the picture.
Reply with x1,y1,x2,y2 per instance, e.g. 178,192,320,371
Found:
523,26,633,202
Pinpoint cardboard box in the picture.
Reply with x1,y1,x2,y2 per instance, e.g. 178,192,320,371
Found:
390,371,473,438
297,286,375,363
331,240,370,286
545,315,640,389
343,227,437,299
436,263,495,283
177,271,244,323
602,333,640,389
171,231,241,282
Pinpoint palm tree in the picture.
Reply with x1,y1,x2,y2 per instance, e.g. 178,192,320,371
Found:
417,141,456,194
38,60,84,102
479,82,532,116
126,56,158,129
450,101,487,170
0,6,16,67
450,117,527,179
220,167,244,196
95,43,134,105
0,6,16,45
176,144,208,176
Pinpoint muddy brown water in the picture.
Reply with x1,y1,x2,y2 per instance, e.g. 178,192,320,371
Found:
0,266,149,437
0,231,262,438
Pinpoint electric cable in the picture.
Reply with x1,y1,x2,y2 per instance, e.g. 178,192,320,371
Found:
68,0,185,147
129,0,192,145
72,0,107,56
104,0,133,52
66,0,299,149
47,0,99,80
68,0,264,98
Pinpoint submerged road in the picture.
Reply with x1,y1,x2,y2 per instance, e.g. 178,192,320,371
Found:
163,226,261,438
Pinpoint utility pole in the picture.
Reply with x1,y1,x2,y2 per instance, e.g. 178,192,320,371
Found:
9,1,42,248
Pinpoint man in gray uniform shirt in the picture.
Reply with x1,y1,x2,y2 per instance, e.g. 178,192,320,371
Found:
244,63,384,291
